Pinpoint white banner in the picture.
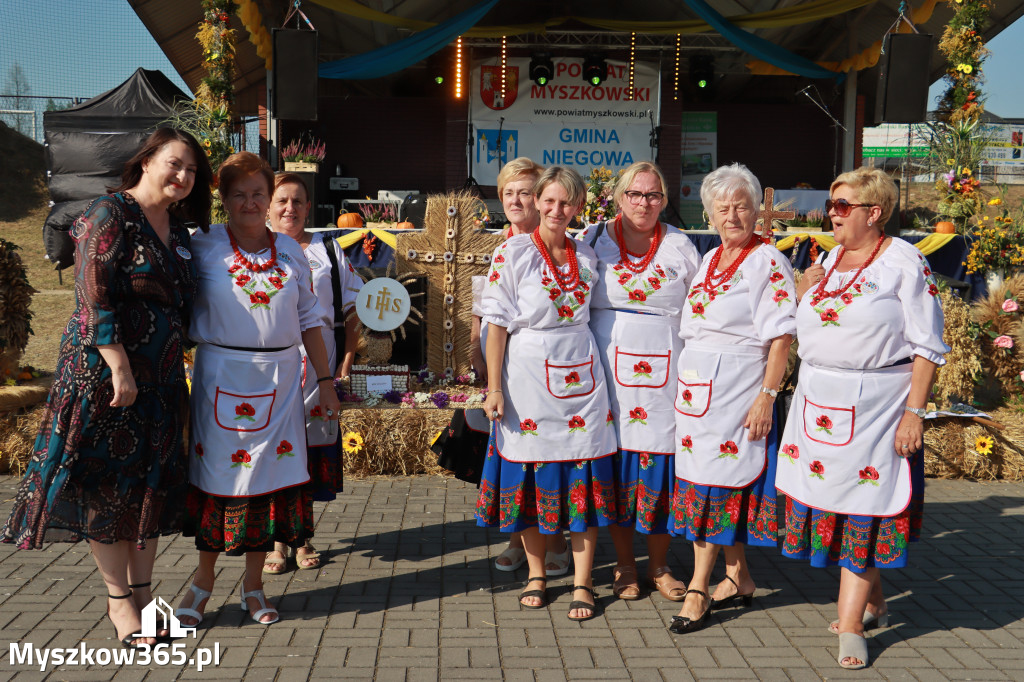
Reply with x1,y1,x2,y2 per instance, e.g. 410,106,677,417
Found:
469,57,660,186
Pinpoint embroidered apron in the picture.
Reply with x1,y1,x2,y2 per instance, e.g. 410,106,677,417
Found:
775,361,913,517
496,325,617,463
189,343,309,497
590,308,680,454
300,326,339,447
673,341,769,489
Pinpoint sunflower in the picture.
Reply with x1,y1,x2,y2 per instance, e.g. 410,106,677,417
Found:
975,435,995,456
342,431,365,454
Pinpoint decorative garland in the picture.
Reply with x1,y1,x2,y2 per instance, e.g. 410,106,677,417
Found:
937,0,991,124
236,0,273,70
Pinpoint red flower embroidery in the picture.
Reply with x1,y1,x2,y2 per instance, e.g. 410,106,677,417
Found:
878,542,891,555
816,517,834,547
682,389,693,402
514,490,524,506
628,289,647,302
781,444,799,460
557,305,574,318
489,270,500,282
648,277,662,290
809,294,822,306
250,291,270,305
235,275,251,287
574,290,586,304
691,301,705,315
230,449,251,463
634,361,652,374
815,415,833,435
235,403,255,417
565,371,581,385
770,259,777,266
268,276,284,290
820,308,839,322
520,419,538,432
606,409,614,423
724,496,741,523
773,289,790,302
568,415,586,429
228,264,241,274
541,276,553,286
639,452,650,468
770,271,784,282
923,266,931,276
570,485,587,509
276,440,293,455
809,460,825,478
928,283,938,297
895,517,910,537
545,511,558,525
549,287,562,300
629,406,648,420
854,546,868,559
859,466,879,481
613,264,624,271
195,442,204,457
310,406,323,417
618,273,632,285
680,435,693,449
841,293,854,304
719,441,739,456
494,254,505,263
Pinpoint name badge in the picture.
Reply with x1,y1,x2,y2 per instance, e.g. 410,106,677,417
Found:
176,245,192,260
665,267,678,280
308,259,322,269
864,281,879,293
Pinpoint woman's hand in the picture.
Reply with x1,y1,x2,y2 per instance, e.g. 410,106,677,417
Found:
894,412,924,458
109,367,138,407
318,379,342,424
743,392,774,442
796,263,825,300
484,391,504,422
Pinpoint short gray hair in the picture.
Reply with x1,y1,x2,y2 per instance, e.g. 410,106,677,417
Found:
700,163,762,215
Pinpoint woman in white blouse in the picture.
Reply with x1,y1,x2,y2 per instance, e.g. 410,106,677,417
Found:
779,167,947,669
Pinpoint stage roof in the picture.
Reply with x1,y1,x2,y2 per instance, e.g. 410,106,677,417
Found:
128,0,1024,116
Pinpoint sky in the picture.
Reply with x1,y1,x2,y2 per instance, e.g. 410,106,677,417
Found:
2,0,1023,139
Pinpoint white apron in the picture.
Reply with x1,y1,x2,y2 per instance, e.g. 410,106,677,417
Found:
775,361,912,517
673,341,768,488
496,325,617,463
300,326,338,447
189,343,309,497
591,308,680,454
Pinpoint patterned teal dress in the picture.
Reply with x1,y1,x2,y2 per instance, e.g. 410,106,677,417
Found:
1,193,197,549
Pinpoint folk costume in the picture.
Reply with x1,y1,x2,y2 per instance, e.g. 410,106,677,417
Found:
671,245,797,546
475,234,618,533
299,237,360,499
2,193,197,549
777,238,947,571
578,219,700,533
184,226,325,554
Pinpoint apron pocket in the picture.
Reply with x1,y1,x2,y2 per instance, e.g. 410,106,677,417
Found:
614,347,671,389
214,388,278,432
675,378,712,417
545,355,597,399
803,398,855,446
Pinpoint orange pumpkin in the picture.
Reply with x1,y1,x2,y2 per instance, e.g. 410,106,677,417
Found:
395,221,415,230
17,370,33,381
337,212,363,228
934,221,956,234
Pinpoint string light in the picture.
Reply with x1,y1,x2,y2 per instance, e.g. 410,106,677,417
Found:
628,32,636,100
674,34,681,101
455,36,463,98
500,35,507,100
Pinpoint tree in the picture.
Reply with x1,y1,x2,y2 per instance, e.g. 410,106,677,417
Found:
2,63,32,134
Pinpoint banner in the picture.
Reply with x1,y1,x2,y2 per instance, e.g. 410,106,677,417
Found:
679,112,717,226
469,57,660,186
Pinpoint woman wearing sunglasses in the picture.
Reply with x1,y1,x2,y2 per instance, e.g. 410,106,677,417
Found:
778,167,947,669
579,161,700,603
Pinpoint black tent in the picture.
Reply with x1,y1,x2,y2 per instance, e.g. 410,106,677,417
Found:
43,68,189,269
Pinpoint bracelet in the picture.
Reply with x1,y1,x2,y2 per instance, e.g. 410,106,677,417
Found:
488,390,503,394
317,376,334,383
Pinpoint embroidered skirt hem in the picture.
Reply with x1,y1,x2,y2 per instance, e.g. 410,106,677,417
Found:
182,483,314,555
612,449,675,534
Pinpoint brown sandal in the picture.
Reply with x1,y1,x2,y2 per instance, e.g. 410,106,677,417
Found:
293,543,321,570
262,547,288,575
647,566,686,602
612,565,641,600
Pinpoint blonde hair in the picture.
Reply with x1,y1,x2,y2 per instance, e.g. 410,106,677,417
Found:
699,162,761,216
613,161,668,207
533,166,586,206
830,167,898,227
497,157,544,196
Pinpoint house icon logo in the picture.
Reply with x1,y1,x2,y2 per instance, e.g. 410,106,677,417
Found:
133,598,197,639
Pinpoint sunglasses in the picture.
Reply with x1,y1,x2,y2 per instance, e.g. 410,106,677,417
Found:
825,198,876,218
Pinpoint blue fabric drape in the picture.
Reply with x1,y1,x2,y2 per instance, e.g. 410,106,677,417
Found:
683,0,843,81
319,0,499,79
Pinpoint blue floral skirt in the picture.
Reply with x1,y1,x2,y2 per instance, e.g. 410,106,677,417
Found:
669,424,779,547
781,450,924,572
475,432,618,534
612,450,675,534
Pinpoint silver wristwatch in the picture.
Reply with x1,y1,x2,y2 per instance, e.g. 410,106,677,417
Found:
760,386,778,398
905,406,927,419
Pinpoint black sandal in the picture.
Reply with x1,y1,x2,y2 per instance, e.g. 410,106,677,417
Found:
106,591,144,649
669,589,711,634
567,585,598,622
519,576,547,609
128,582,171,640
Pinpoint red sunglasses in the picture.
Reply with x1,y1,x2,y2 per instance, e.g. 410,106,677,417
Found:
825,198,876,218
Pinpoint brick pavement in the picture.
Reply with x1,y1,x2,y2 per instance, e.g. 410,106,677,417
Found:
0,474,1021,681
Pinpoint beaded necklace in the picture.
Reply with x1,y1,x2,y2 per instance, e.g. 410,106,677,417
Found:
614,215,661,274
228,225,278,273
813,233,886,300
532,230,581,291
700,234,759,293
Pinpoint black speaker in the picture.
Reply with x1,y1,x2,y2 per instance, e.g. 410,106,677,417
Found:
875,33,932,124
273,29,318,121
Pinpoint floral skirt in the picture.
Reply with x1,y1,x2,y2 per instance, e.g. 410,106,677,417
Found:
307,440,343,501
669,445,779,547
475,434,618,533
781,450,924,572
182,483,314,555
612,450,674,534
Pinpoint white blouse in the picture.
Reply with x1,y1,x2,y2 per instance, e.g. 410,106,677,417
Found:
303,237,360,330
796,237,948,369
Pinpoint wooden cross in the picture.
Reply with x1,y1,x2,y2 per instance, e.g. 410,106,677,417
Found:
394,192,505,378
758,187,796,235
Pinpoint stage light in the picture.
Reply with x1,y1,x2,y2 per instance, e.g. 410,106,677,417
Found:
674,34,681,101
690,55,714,90
628,33,635,100
435,75,444,85
500,35,507,98
455,36,463,98
529,52,554,86
582,54,608,86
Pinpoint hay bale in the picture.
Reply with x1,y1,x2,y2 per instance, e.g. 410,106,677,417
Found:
339,407,453,478
924,407,1024,481
0,404,46,476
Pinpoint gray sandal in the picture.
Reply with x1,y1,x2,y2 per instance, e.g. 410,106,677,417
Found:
837,632,869,669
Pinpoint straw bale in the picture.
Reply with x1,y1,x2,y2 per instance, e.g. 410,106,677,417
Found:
924,407,1024,481
0,403,45,476
339,407,453,478
971,274,1024,396
934,289,981,406
0,377,51,413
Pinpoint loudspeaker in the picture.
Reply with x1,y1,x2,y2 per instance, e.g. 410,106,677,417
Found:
273,29,318,121
875,33,932,124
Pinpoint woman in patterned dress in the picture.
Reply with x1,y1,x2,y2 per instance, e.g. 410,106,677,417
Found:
669,163,796,634
778,168,947,669
175,153,341,627
1,127,212,647
578,162,701,602
263,173,361,574
475,167,618,621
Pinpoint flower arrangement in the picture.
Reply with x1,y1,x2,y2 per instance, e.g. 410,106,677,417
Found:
964,190,1024,274
358,200,397,224
936,0,992,124
281,137,326,164
970,274,1024,396
937,163,984,230
581,167,622,225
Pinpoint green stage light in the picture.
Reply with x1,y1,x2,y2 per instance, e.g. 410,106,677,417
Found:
435,75,444,85
697,78,708,88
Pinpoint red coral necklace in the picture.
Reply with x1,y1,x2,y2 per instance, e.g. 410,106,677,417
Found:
532,230,581,291
614,215,661,274
228,225,278,273
814,233,886,299
701,235,759,292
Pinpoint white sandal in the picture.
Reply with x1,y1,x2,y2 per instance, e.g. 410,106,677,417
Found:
544,545,570,577
240,586,279,625
494,546,526,572
837,632,869,669
174,583,212,626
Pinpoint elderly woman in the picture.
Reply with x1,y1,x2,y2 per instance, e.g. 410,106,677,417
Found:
778,168,946,669
475,167,618,621
2,127,211,647
176,152,341,627
578,161,700,602
669,163,796,634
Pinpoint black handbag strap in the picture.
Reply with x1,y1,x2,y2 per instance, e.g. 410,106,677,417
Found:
587,220,607,248
321,233,344,326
